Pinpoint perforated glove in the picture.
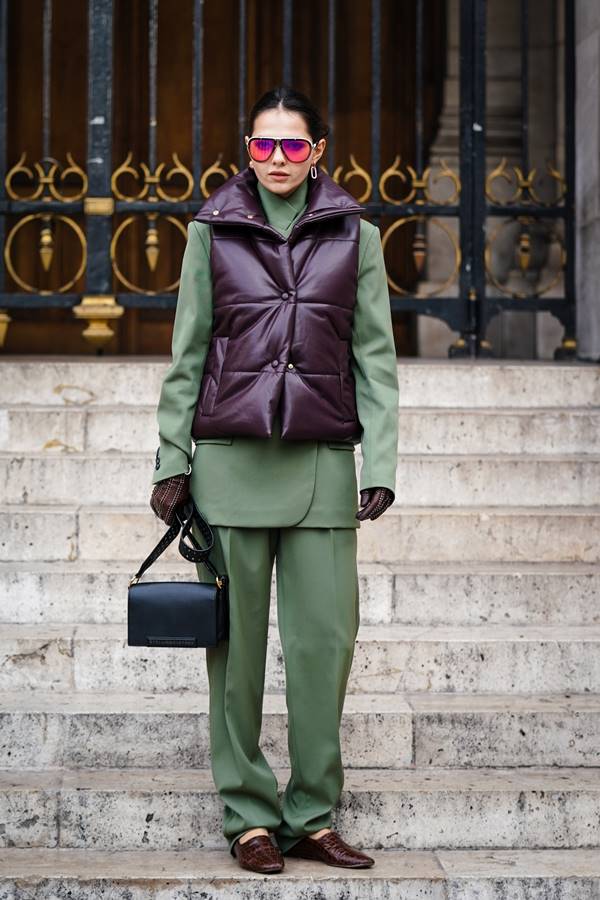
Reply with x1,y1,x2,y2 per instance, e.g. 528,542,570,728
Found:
150,473,191,526
356,486,395,521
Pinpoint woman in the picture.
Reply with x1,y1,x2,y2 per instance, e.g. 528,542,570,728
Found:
150,86,399,874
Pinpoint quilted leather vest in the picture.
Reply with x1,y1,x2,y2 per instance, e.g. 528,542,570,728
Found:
191,165,365,441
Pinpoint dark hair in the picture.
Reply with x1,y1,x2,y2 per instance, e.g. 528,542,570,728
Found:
247,85,330,143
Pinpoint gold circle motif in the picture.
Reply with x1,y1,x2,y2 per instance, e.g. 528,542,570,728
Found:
379,156,460,206
486,158,566,207
200,157,240,197
380,215,461,297
111,215,188,293
484,216,566,298
334,155,372,203
5,152,88,202
111,151,194,202
4,214,87,293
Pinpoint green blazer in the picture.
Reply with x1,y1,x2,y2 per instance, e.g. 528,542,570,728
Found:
152,174,399,529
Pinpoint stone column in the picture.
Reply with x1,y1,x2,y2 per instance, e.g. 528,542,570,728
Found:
575,2,600,361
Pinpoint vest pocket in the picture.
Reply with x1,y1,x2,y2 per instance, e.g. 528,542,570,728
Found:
338,339,356,422
199,335,229,416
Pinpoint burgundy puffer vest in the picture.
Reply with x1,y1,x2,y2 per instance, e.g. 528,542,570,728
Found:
191,165,366,441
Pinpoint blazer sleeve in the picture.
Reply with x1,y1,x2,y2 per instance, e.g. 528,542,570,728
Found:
350,220,399,496
151,220,214,485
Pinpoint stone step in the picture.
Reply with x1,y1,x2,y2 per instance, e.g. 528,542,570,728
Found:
2,559,599,627
0,847,599,897
1,358,599,408
1,690,599,770
4,504,600,563
3,404,600,455
1,766,599,850
3,451,600,507
396,407,600,455
359,505,600,563
2,623,600,694
395,360,600,409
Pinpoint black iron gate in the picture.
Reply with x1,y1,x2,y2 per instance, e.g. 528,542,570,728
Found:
448,0,575,358
0,0,576,357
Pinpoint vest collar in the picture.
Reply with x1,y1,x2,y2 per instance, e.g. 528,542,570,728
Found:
193,165,365,241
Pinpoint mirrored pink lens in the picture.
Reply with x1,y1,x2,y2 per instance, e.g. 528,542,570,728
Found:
281,139,311,162
249,138,276,161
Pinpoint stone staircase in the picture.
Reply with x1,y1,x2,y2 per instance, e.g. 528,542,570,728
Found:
0,357,599,897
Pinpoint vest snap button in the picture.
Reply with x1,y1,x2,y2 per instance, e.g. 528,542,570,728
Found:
212,209,220,215
287,363,294,369
271,359,279,367
281,292,289,299
247,214,254,218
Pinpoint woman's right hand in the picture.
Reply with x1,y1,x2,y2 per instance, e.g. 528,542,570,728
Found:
355,486,395,521
150,473,191,525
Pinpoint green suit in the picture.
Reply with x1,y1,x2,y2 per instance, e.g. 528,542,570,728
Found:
151,172,398,855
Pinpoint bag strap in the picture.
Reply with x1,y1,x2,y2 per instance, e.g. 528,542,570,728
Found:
129,499,224,587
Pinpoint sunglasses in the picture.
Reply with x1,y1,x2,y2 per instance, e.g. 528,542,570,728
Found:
246,136,317,164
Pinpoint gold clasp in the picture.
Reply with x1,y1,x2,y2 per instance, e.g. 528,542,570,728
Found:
129,575,140,587
216,576,223,589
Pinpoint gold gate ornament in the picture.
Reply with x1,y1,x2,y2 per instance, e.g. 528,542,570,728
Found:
72,295,124,351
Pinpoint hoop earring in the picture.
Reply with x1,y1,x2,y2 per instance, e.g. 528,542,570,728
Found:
310,163,318,179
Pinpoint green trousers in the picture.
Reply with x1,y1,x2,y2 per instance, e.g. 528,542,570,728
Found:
194,522,360,855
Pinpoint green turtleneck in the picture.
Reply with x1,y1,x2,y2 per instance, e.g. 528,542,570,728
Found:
152,172,399,509
256,175,309,236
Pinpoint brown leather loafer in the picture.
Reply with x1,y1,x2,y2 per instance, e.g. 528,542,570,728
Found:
233,834,285,873
284,830,375,868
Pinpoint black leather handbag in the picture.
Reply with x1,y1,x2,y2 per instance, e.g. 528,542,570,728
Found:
128,498,229,648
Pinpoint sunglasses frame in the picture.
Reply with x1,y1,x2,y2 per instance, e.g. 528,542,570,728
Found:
245,135,318,164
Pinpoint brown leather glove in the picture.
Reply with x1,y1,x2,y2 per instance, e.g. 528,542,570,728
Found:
150,473,191,526
356,486,395,521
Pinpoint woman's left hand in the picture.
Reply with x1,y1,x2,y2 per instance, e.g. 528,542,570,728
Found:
356,486,395,521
